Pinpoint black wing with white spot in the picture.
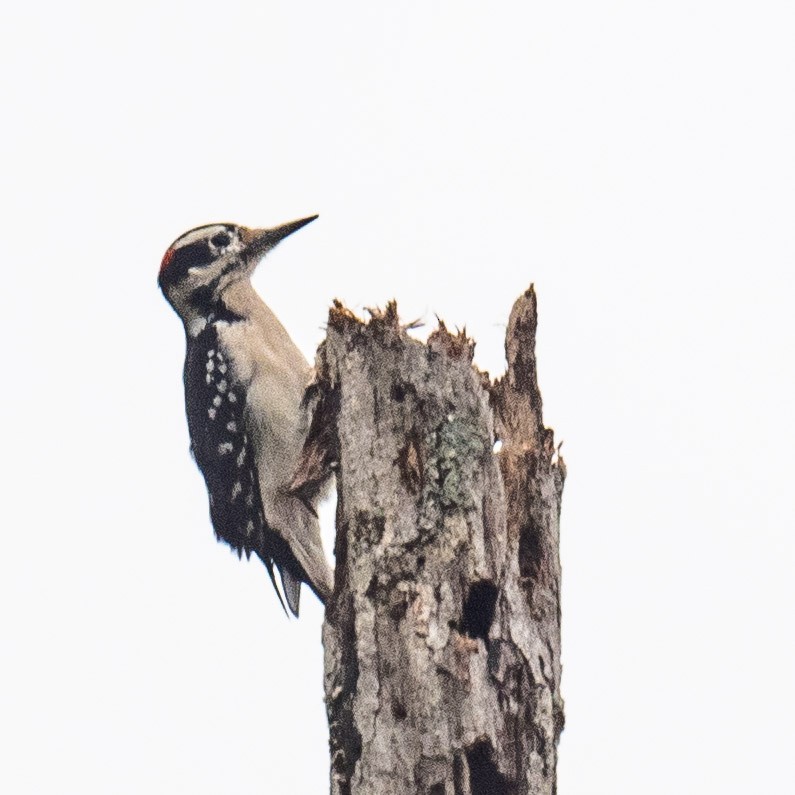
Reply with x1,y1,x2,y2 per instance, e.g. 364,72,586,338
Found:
183,323,287,609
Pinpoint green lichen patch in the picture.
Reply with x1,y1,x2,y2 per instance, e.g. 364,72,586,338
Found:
424,414,489,511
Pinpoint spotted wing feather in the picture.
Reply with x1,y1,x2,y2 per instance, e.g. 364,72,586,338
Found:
184,324,290,612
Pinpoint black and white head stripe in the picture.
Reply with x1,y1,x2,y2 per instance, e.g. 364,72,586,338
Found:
158,224,241,288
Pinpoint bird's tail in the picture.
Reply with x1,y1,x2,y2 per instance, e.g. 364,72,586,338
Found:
257,519,333,617
279,567,302,617
260,555,289,616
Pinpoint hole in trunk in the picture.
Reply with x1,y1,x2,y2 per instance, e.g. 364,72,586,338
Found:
461,580,498,641
466,740,513,795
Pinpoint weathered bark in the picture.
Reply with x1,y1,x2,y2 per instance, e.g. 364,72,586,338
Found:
297,288,564,795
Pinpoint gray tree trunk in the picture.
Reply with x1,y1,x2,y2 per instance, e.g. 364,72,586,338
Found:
296,287,564,795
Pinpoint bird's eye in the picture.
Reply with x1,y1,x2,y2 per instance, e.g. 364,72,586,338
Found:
210,232,231,249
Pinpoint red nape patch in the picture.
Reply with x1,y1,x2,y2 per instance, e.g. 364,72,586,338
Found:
160,247,176,274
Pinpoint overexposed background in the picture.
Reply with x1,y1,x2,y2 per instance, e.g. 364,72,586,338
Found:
2,2,794,792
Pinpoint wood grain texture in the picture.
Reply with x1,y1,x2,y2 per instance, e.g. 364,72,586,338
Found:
297,288,564,794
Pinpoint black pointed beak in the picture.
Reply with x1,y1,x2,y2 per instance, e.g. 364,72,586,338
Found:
243,215,318,258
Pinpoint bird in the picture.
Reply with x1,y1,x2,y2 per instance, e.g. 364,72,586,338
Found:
158,216,333,616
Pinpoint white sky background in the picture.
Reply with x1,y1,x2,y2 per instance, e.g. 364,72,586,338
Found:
2,1,794,792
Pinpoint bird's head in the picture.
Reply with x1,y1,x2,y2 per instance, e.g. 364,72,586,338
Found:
158,216,317,334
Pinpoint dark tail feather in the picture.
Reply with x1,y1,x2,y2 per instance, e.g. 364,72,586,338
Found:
259,554,289,617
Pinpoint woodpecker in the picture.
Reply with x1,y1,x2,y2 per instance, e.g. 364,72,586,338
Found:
158,216,332,616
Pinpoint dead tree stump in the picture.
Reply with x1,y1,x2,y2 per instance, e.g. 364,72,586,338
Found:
296,287,564,795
